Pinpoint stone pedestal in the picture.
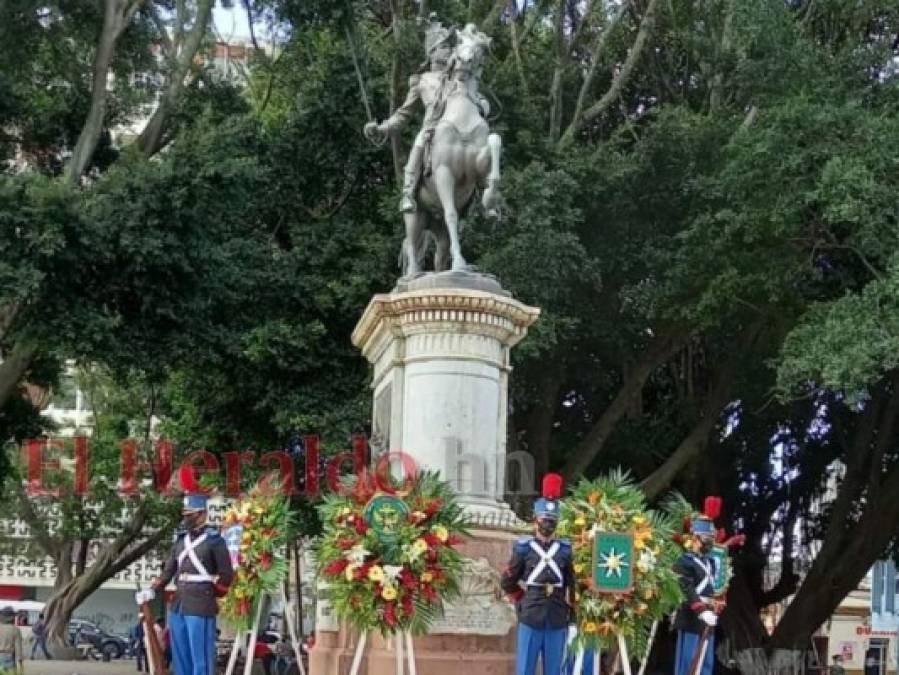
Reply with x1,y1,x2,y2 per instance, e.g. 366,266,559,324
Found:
349,271,540,519
309,272,540,675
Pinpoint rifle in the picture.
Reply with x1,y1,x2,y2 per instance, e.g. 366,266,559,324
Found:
140,599,169,675
688,625,712,675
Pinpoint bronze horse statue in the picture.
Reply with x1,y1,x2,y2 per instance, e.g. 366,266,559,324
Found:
374,24,502,276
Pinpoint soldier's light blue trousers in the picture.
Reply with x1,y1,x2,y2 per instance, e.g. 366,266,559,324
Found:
566,648,596,674
169,607,216,675
675,630,715,675
517,621,567,675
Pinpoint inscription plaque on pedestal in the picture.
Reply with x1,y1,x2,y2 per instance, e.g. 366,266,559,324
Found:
429,558,515,637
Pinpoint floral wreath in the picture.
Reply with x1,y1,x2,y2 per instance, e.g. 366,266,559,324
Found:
315,470,467,635
220,485,293,631
557,471,682,655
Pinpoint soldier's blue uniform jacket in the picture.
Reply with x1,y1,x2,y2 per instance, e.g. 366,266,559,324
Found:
154,524,234,675
673,550,717,675
156,525,234,616
501,536,575,629
673,551,716,634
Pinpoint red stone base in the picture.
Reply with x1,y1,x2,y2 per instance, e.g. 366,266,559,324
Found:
309,528,522,675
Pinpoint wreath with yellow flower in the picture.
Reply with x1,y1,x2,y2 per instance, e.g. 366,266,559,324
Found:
315,471,467,635
557,471,682,656
220,485,293,632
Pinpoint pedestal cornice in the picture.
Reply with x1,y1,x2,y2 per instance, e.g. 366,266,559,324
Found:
352,288,541,360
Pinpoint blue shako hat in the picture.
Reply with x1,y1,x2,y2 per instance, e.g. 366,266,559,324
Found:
182,494,208,511
534,473,563,520
179,465,208,511
690,516,715,536
691,496,721,536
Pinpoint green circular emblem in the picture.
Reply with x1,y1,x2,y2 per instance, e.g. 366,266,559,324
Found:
363,494,410,544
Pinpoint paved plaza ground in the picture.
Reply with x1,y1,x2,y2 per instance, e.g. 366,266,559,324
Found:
24,660,136,675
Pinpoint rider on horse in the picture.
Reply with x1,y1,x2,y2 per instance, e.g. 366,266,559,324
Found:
365,15,490,214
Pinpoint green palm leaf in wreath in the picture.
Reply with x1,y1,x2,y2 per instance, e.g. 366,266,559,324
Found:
557,471,683,656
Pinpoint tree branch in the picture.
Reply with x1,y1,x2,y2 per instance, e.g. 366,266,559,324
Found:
548,0,567,141
110,526,170,577
0,301,21,341
560,328,689,481
509,11,530,93
641,320,766,499
16,487,60,558
479,0,508,32
135,0,214,157
560,0,658,145
640,366,736,501
67,0,147,183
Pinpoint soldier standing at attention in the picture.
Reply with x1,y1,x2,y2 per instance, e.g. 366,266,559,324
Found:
502,474,575,675
136,492,234,675
673,512,721,675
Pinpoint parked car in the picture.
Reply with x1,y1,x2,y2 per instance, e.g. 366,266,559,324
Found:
68,619,128,660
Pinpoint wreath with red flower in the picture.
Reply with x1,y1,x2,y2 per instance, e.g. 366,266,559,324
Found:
220,485,293,631
315,471,467,635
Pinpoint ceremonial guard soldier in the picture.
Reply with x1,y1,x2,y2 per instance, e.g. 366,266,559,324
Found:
502,474,575,675
673,508,722,675
136,493,234,675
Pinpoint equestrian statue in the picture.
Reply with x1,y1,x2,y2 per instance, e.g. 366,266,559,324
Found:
364,15,502,277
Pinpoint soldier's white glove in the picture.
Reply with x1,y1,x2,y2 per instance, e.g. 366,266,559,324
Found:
567,624,578,645
699,610,717,627
135,589,155,605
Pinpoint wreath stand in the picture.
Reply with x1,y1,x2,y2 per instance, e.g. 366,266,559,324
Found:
569,620,661,675
223,588,309,675
347,629,418,675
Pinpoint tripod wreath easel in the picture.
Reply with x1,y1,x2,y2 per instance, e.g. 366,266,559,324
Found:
218,485,302,675
222,588,309,675
345,628,418,675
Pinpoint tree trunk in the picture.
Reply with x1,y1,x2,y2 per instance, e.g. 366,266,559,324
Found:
45,554,115,648
135,0,214,157
724,567,771,649
525,369,564,477
67,0,144,182
771,381,899,648
44,525,169,648
561,330,687,481
0,342,36,409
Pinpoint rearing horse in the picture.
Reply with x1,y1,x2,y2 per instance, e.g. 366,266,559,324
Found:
403,24,501,276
